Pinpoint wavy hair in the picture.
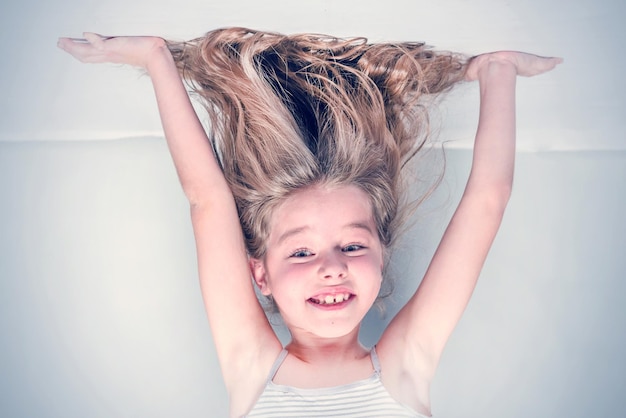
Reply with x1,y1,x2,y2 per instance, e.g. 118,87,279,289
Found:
167,27,466,269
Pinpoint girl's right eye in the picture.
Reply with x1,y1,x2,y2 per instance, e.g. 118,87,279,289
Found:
290,249,313,258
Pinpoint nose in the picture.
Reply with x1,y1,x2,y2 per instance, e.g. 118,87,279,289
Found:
318,250,347,280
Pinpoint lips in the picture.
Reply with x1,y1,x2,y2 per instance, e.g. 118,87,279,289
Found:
307,287,356,310
308,293,353,305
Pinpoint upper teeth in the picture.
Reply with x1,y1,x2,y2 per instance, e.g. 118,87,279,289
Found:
316,293,351,304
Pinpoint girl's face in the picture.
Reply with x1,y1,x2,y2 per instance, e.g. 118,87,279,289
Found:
251,185,384,340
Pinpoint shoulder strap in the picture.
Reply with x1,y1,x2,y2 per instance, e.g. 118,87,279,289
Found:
265,349,289,384
370,346,382,374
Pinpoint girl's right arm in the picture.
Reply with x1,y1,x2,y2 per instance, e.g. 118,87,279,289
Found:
58,34,282,405
377,51,561,413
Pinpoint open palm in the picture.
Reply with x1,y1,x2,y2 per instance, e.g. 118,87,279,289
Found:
465,51,563,81
57,33,167,71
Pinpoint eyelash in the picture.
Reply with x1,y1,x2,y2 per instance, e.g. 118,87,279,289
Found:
289,244,365,258
290,248,313,258
342,244,365,253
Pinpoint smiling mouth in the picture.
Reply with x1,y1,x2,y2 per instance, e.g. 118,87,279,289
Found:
308,293,354,305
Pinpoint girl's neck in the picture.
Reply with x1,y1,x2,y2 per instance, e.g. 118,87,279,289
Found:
285,327,369,365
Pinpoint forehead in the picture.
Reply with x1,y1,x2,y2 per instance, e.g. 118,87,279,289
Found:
268,185,375,242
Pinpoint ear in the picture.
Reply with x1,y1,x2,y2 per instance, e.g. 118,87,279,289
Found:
249,258,272,296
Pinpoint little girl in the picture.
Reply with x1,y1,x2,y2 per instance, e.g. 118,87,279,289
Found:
58,28,561,417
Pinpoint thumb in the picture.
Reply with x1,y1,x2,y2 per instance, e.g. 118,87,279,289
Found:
83,32,106,50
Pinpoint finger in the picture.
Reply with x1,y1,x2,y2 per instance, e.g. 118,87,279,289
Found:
57,37,71,50
83,32,106,50
57,38,104,63
57,37,86,56
539,56,564,73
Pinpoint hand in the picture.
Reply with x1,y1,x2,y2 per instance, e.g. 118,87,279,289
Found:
465,51,563,81
57,33,168,71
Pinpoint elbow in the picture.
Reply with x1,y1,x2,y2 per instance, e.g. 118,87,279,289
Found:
484,183,512,215
187,185,238,219
185,188,208,210
494,181,513,206
467,166,513,203
183,186,206,210
181,177,233,210
465,180,513,216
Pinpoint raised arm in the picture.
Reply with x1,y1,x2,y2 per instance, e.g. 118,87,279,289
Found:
57,35,281,400
58,34,227,206
378,52,561,406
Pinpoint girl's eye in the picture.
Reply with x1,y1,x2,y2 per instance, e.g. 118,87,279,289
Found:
342,244,364,253
290,249,313,258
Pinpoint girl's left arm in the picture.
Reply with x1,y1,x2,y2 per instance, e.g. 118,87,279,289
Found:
379,52,562,385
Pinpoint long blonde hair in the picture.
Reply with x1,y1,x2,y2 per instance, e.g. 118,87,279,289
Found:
167,27,466,263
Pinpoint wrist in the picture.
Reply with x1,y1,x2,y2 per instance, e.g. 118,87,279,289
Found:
477,59,517,81
466,52,518,82
144,38,174,74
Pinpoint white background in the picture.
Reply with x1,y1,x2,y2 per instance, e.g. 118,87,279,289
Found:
0,0,624,416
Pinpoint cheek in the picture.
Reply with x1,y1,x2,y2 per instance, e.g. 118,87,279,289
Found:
356,258,384,295
266,261,309,297
353,253,383,275
271,260,306,281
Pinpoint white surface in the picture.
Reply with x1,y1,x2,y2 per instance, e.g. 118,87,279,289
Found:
0,0,624,150
1,0,625,417
1,142,624,417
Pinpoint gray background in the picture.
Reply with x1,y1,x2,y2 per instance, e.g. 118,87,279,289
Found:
1,0,624,416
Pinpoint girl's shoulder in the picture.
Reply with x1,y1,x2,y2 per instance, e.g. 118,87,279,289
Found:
229,344,284,418
376,338,434,416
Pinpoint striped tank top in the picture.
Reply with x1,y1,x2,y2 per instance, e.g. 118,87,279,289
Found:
244,347,429,417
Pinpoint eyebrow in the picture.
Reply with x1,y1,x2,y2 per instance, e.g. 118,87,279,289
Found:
276,226,310,245
275,221,375,245
345,222,375,235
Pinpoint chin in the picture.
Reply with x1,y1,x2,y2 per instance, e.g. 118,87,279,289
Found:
309,320,362,340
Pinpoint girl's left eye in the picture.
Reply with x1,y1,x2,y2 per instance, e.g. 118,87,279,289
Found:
342,244,364,253
290,249,313,258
